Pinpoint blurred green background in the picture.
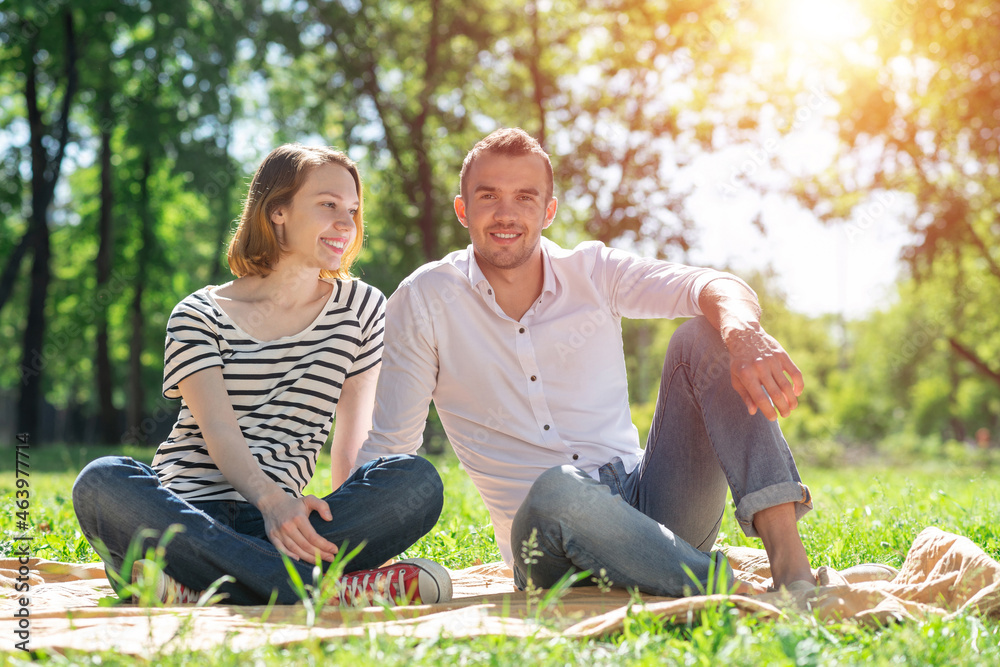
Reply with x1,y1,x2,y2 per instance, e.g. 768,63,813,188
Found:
1,0,998,465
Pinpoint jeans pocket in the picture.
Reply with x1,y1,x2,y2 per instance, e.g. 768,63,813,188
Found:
598,456,629,499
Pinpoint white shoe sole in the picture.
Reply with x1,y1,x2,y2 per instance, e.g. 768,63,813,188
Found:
398,558,453,603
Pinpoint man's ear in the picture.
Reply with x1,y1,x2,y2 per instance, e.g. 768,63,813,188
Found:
454,195,469,228
543,197,558,229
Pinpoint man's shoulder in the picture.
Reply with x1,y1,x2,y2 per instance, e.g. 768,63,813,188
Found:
395,246,473,294
545,237,628,274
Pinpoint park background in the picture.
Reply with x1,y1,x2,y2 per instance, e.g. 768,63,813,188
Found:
1,0,999,463
3,1,1000,663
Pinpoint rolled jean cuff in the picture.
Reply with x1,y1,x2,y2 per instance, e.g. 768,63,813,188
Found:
734,482,813,538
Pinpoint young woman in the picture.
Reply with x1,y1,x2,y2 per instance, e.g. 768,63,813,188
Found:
73,145,450,605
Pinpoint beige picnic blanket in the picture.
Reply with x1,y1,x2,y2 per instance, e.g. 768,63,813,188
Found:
2,527,998,656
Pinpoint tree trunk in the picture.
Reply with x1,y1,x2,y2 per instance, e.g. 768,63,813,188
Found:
211,124,234,285
413,0,441,263
17,211,51,437
16,11,78,439
211,184,233,285
0,234,31,315
95,121,118,443
126,153,153,439
527,1,547,149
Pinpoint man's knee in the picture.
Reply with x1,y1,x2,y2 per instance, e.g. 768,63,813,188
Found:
523,465,588,517
665,316,729,379
391,455,445,529
670,317,723,354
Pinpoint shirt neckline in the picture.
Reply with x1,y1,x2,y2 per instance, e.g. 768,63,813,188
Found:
204,280,337,344
465,238,559,299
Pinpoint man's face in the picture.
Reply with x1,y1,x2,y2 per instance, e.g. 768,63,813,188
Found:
454,153,558,274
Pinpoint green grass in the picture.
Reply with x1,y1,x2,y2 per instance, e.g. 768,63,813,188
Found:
1,445,999,664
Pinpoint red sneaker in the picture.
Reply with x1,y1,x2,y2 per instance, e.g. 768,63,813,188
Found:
336,558,452,606
131,559,205,604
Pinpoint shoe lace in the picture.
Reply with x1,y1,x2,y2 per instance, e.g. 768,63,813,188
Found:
340,565,411,605
165,576,203,604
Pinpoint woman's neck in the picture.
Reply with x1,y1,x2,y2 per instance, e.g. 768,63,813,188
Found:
236,262,327,309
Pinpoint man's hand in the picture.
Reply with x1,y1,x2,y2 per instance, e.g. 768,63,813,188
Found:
258,490,339,563
723,322,804,421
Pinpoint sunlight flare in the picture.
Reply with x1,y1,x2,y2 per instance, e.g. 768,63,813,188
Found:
781,0,869,44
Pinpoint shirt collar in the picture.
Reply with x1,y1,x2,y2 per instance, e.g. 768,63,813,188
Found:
465,238,560,299
466,245,489,289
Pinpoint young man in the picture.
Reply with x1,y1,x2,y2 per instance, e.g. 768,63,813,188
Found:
356,128,815,596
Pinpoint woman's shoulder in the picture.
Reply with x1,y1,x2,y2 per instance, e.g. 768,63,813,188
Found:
324,278,386,311
168,286,223,324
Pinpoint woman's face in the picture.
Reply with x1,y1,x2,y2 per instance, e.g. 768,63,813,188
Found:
270,162,358,272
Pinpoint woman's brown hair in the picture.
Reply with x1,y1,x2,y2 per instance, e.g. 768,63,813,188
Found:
227,144,364,280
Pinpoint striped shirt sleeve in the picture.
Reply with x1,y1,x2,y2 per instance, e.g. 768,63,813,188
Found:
162,295,224,399
346,282,386,378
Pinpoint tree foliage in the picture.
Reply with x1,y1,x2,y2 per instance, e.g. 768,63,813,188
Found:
0,0,996,447
795,0,1000,395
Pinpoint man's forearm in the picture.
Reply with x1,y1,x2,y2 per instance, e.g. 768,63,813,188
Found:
698,275,762,339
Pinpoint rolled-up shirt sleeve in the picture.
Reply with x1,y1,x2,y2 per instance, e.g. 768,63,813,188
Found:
353,281,439,469
593,243,754,320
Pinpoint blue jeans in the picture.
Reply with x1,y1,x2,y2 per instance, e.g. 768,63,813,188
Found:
510,316,812,597
73,454,443,605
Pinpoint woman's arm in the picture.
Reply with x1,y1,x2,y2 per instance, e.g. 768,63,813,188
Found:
329,364,380,490
178,367,339,563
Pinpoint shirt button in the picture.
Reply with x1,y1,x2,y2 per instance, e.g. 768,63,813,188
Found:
519,327,525,333
488,289,493,295
530,375,537,381
543,424,550,430
572,453,579,460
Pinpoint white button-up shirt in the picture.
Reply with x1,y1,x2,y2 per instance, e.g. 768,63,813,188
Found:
355,238,743,564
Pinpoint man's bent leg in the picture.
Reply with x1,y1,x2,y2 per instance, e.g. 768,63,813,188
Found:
510,466,733,597
633,316,813,585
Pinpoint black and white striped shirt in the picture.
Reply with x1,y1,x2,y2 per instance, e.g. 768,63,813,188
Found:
152,279,385,502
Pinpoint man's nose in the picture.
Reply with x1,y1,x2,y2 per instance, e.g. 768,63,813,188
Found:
493,198,516,220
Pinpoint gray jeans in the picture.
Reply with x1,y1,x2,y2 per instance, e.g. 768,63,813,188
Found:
510,317,812,596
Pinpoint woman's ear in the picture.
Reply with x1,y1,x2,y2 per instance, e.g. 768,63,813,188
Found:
269,205,286,226
269,205,287,244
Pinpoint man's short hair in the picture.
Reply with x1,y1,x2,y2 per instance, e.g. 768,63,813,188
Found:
459,128,553,201
227,143,365,280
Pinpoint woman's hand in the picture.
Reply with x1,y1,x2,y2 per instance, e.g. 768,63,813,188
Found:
258,489,340,563
178,369,341,563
